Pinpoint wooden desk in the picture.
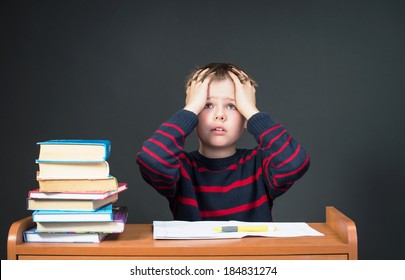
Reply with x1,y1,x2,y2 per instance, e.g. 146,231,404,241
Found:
8,206,357,260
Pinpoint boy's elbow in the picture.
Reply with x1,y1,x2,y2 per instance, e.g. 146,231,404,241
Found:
301,154,310,176
294,152,310,180
136,150,154,169
273,154,309,188
136,151,145,165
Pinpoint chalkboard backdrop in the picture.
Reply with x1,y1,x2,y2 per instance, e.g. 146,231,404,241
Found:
2,0,404,259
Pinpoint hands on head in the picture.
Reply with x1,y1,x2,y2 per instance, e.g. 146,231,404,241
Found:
184,68,212,115
184,66,259,120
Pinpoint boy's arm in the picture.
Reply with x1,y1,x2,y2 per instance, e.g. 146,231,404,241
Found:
136,110,198,198
247,113,310,197
137,70,210,197
230,69,309,195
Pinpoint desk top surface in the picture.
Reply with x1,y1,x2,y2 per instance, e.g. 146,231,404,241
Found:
14,223,350,257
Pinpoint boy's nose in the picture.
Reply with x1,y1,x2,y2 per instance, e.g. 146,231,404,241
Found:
214,112,226,121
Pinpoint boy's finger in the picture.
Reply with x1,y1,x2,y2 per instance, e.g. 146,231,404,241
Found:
195,68,210,83
228,71,242,86
189,70,201,85
230,68,250,84
201,71,215,84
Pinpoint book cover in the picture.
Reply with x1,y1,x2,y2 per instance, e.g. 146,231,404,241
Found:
32,204,114,222
23,227,110,243
36,161,110,180
37,139,111,162
27,193,118,211
35,206,128,233
29,182,127,200
36,175,118,192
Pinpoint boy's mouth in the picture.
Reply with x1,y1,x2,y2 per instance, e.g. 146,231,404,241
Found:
211,127,226,134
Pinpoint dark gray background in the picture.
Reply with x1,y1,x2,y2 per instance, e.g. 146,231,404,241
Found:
1,0,404,260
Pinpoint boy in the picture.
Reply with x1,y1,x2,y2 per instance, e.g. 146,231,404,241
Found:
136,63,310,222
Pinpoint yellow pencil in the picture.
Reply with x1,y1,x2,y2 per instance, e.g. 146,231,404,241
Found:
213,225,269,233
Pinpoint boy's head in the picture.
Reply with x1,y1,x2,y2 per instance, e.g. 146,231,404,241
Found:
185,63,257,90
187,63,257,158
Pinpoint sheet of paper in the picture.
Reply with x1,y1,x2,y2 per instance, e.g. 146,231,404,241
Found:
153,220,324,239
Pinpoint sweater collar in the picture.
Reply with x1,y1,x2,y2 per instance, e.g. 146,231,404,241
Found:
190,149,243,170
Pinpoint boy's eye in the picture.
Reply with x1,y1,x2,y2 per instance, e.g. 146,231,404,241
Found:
204,103,213,109
227,104,237,110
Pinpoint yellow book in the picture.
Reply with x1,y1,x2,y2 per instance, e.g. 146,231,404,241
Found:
37,174,118,192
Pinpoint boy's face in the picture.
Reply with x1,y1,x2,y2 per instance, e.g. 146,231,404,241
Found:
196,78,246,158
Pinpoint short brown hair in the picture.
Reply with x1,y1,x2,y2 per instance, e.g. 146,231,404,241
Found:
185,63,257,90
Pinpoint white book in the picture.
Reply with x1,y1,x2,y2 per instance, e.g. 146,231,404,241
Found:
23,227,109,243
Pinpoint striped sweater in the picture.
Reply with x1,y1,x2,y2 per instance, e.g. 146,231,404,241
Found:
136,109,310,222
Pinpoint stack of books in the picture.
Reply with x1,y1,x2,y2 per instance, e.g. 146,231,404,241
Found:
23,139,128,243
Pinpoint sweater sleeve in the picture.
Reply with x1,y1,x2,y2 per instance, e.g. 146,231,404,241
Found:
136,110,198,198
247,112,310,196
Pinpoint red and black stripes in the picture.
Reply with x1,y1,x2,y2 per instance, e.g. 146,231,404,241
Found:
136,110,310,222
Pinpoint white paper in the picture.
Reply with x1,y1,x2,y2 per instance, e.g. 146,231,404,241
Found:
153,220,324,239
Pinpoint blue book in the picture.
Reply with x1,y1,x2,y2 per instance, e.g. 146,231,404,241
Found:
32,204,114,222
35,206,128,233
36,139,111,162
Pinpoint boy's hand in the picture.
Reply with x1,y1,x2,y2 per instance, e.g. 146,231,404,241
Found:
228,70,259,120
184,69,211,115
